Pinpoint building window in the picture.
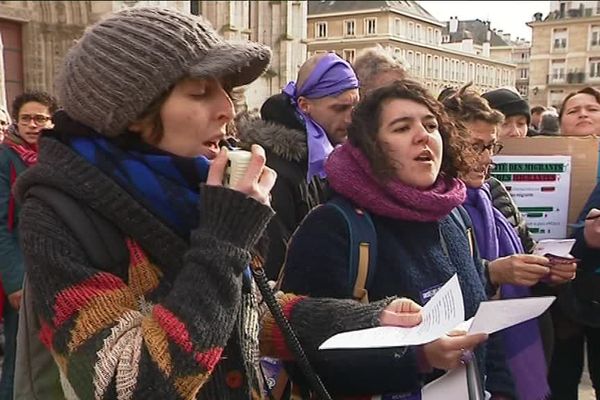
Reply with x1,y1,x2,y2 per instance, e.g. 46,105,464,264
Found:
590,57,600,78
435,29,441,44
549,90,565,109
315,22,327,38
426,54,433,78
433,56,440,78
443,58,450,80
550,59,566,82
591,25,600,48
416,24,422,42
344,19,355,36
415,52,422,76
394,18,402,36
365,18,377,35
408,22,415,40
407,51,414,69
342,49,356,63
461,61,466,81
519,68,528,79
427,27,433,44
552,28,568,51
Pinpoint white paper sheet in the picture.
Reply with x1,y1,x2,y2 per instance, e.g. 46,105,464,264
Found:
467,297,555,335
319,274,464,350
422,365,470,400
532,239,576,257
319,275,556,350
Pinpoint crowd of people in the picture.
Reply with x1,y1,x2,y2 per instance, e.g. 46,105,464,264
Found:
0,6,597,400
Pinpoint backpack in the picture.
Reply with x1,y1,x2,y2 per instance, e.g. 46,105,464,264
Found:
279,196,474,304
14,185,129,400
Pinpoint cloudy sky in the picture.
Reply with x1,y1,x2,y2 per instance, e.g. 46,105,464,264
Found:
418,1,552,41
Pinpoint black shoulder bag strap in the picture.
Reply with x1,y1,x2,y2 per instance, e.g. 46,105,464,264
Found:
252,267,332,400
26,185,129,272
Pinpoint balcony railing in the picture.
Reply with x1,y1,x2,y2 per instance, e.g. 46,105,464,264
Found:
547,72,600,84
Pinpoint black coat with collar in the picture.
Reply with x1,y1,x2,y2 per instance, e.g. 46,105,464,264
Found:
238,93,328,280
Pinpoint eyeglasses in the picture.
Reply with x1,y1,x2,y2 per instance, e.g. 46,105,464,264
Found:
18,114,51,125
471,142,503,155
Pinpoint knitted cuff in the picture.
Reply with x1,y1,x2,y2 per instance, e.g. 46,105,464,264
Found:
198,185,275,251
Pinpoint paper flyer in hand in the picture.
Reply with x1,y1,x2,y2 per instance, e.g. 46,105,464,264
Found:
532,238,575,258
319,274,555,350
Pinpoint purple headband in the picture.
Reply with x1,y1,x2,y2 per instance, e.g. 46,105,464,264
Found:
283,53,359,182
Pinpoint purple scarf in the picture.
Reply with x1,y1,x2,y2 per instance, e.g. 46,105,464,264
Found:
283,53,359,182
326,143,466,221
464,185,550,400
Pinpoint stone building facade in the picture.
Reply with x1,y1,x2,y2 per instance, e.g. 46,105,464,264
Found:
1,1,306,112
307,1,516,96
528,0,600,108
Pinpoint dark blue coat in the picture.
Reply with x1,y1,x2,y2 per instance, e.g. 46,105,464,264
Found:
281,198,515,397
572,182,600,267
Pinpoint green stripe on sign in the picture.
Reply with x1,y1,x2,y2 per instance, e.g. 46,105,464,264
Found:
520,207,554,212
526,212,544,218
493,163,565,173
493,174,512,182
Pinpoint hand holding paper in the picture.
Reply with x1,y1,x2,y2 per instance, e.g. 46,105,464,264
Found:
319,274,555,350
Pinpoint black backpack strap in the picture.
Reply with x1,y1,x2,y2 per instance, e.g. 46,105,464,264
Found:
26,185,129,274
327,196,377,303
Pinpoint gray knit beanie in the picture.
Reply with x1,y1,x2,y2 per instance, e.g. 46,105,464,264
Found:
56,7,272,136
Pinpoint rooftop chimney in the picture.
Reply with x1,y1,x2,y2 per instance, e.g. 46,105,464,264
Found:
449,16,459,33
533,12,543,21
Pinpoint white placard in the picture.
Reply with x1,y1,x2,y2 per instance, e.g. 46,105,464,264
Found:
492,155,572,240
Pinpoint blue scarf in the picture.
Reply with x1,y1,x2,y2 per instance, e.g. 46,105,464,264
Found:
464,184,549,400
69,134,210,239
282,53,359,182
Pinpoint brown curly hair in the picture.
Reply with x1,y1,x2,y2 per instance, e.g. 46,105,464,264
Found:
347,79,476,181
442,83,504,127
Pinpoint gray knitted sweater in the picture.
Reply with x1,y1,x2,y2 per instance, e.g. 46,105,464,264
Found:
14,135,390,399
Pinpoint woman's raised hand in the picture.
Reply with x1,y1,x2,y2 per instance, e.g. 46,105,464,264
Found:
207,145,277,206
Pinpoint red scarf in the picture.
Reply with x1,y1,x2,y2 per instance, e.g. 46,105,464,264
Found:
4,126,38,166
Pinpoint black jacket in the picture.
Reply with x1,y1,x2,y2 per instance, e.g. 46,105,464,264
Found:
238,94,327,280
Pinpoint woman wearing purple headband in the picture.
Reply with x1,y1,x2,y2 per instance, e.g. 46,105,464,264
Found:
238,52,360,280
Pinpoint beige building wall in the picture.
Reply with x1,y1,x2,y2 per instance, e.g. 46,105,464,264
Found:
529,14,600,107
490,43,531,100
308,10,516,96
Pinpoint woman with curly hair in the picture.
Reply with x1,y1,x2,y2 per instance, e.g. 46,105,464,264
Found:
443,84,578,400
279,80,511,398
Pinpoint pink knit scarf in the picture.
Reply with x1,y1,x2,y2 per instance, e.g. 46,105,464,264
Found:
325,143,466,222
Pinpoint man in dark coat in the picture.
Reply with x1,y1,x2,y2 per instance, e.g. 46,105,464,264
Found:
238,52,359,279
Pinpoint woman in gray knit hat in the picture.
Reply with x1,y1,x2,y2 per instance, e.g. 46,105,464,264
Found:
12,7,422,400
